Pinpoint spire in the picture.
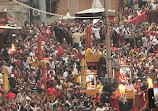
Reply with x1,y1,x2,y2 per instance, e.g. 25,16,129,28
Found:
91,0,103,8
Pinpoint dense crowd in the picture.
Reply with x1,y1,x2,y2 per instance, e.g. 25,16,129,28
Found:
0,1,157,111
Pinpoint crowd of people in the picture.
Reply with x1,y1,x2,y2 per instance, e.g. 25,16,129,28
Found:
0,1,157,111
119,0,158,21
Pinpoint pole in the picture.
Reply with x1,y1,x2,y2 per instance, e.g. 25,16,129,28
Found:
50,0,52,12
104,0,112,82
39,0,47,25
29,0,33,24
37,32,43,60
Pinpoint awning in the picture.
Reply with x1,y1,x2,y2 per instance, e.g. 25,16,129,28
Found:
130,12,147,25
76,8,115,16
0,26,21,29
7,13,15,22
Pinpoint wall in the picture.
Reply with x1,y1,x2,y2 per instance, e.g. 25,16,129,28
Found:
56,0,119,16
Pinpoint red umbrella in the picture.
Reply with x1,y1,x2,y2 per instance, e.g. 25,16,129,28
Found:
6,92,16,99
46,88,56,95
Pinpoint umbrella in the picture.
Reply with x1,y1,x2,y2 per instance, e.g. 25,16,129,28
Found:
6,92,16,99
47,88,56,95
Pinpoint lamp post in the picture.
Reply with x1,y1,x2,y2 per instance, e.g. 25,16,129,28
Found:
104,0,112,82
29,0,33,24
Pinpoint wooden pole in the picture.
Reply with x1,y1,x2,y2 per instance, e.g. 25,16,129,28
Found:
85,26,91,50
80,58,87,89
42,62,47,89
104,0,112,81
37,32,43,60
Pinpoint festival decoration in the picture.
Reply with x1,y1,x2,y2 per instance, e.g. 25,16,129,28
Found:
8,44,16,54
118,84,126,94
148,78,153,88
80,58,87,89
126,90,135,99
2,66,9,93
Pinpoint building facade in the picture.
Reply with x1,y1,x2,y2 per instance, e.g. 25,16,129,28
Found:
0,0,29,26
0,0,120,25
56,0,119,16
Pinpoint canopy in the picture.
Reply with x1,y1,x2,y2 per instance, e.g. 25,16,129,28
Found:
130,10,158,24
61,12,75,20
130,12,147,25
91,0,103,8
0,26,22,29
76,8,115,17
76,0,115,17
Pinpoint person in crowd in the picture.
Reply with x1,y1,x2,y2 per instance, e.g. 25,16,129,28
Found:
72,30,83,48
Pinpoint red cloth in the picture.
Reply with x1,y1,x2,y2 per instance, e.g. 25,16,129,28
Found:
130,12,147,25
7,14,15,22
120,35,124,44
14,61,21,67
85,26,92,50
111,47,117,52
56,46,64,57
10,72,18,77
139,94,145,109
6,92,16,99
134,83,141,94
43,30,47,41
74,53,78,58
110,95,119,111
94,95,100,103
37,80,41,88
46,88,56,95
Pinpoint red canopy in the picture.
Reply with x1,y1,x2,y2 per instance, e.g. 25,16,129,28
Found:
130,12,147,25
7,14,15,22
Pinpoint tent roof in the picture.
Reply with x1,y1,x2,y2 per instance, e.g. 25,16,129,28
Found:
0,26,21,29
62,12,75,19
76,8,115,16
91,0,103,8
76,0,115,16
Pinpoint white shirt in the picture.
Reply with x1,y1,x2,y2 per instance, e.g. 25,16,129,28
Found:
7,66,13,75
72,68,78,75
50,61,55,69
62,57,68,63
126,83,135,90
96,107,106,111
92,27,100,39
63,71,68,79
150,35,156,45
